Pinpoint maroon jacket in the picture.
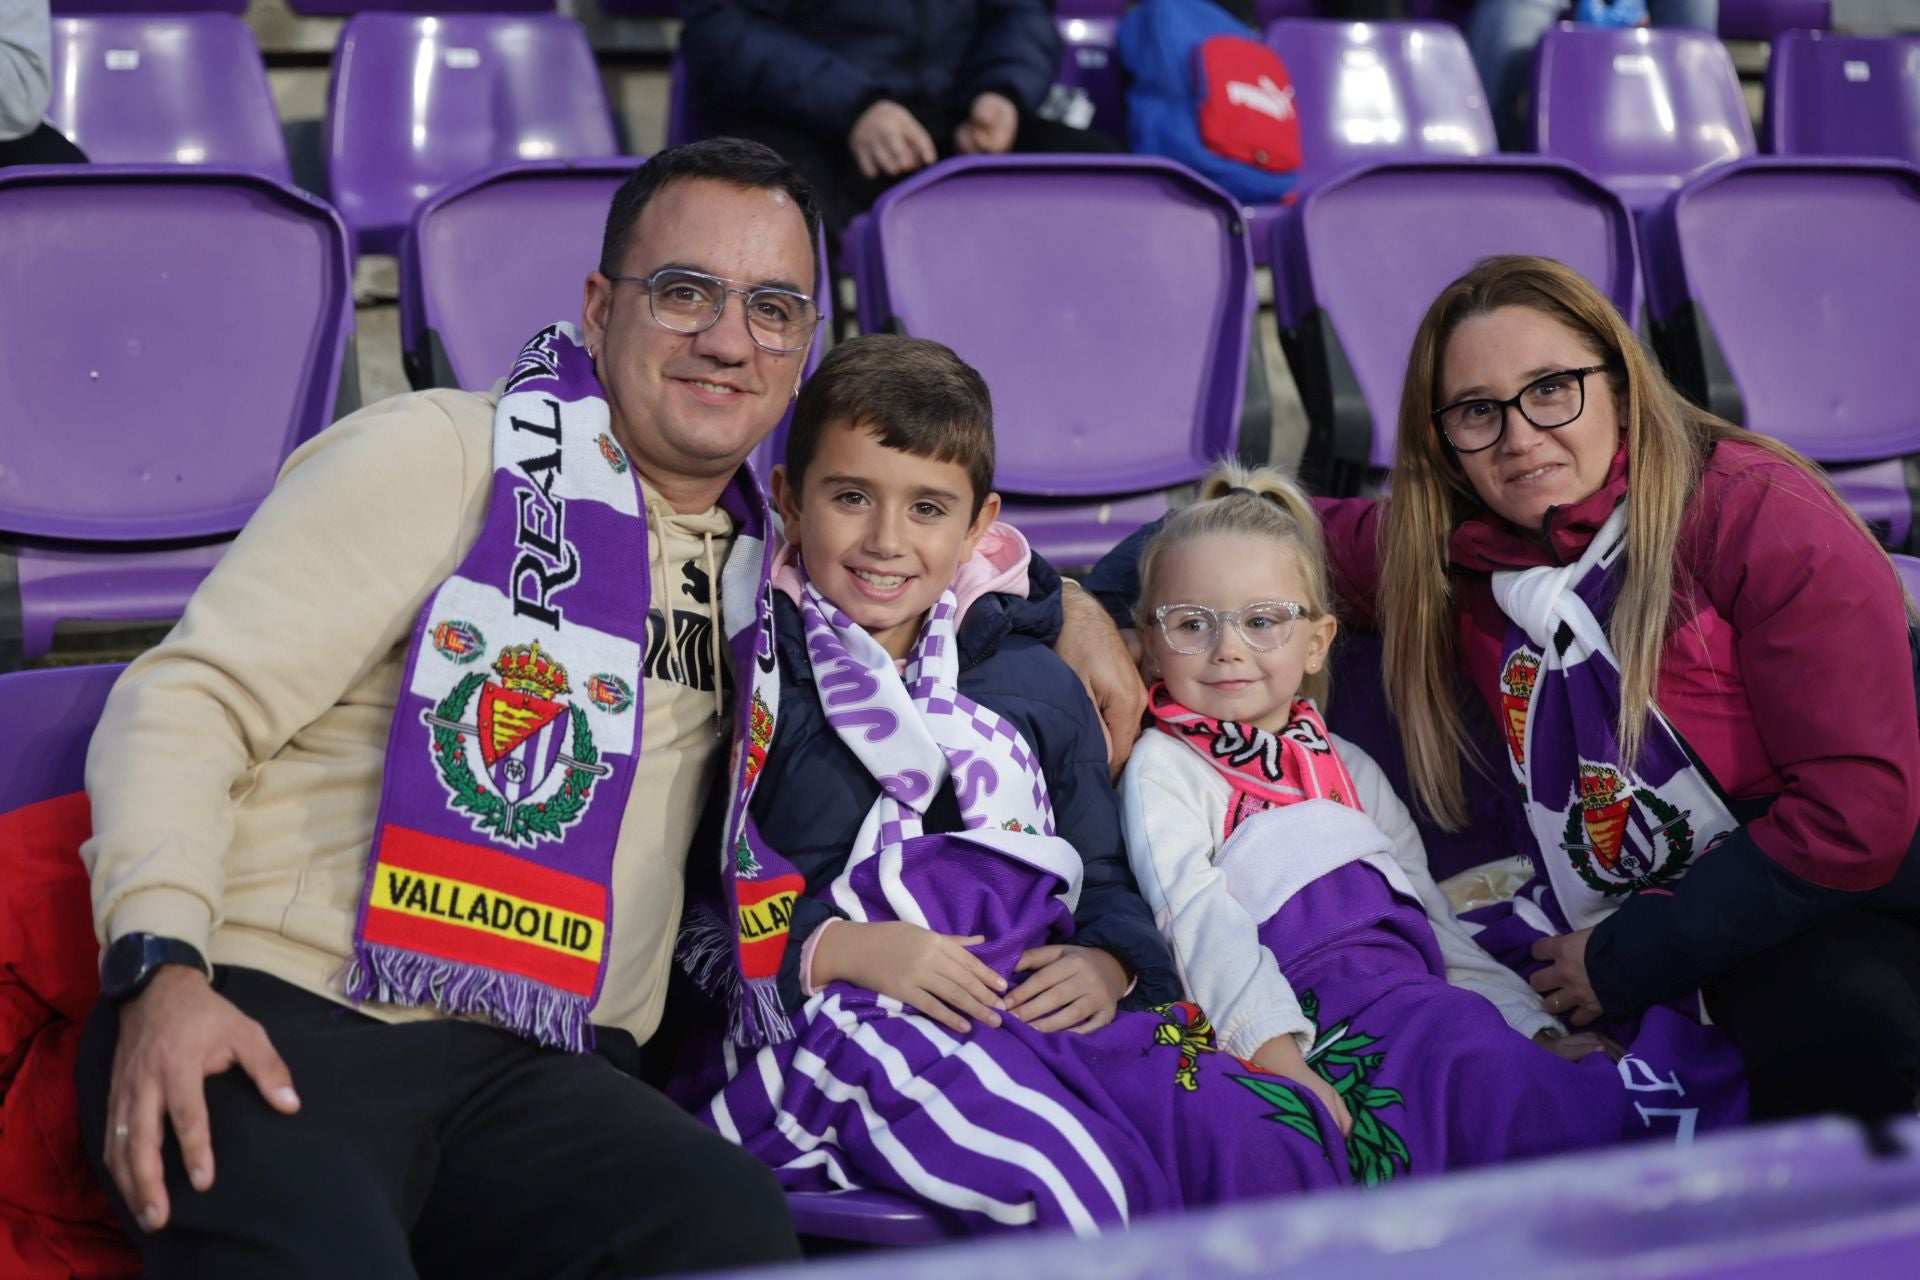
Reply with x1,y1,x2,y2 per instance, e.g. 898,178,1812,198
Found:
1316,438,1920,1013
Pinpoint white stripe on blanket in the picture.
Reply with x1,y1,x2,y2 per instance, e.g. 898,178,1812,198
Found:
1215,798,1419,925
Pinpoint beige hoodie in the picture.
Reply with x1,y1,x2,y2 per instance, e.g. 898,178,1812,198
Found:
80,389,735,1043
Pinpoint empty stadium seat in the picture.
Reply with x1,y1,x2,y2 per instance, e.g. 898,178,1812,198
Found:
44,15,290,182
289,0,549,15
49,0,243,13
0,664,125,816
1271,157,1639,496
1719,0,1831,41
0,167,356,670
1529,24,1754,213
325,13,620,255
1251,19,1497,265
849,155,1255,569
1765,30,1920,165
398,158,830,489
1644,157,1920,553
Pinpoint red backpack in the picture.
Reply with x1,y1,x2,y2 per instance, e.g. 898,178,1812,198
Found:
1194,34,1303,175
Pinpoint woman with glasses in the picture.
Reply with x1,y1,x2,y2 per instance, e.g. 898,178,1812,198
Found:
1085,254,1920,1123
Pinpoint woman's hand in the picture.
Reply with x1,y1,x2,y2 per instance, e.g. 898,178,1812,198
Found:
813,921,1006,1033
1251,1036,1353,1138
1056,581,1149,778
1529,927,1603,1027
1005,945,1128,1033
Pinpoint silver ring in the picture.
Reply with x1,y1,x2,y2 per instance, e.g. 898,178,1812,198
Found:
113,1123,130,1140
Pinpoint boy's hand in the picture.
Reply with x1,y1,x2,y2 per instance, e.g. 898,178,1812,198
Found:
1250,1036,1353,1138
1005,945,1128,1033
813,921,1006,1033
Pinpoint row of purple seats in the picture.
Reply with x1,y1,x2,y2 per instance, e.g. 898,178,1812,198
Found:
1766,29,1920,162
0,166,356,672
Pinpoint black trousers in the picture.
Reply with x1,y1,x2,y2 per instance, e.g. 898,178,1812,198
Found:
0,122,87,168
77,967,800,1279
1704,908,1920,1122
712,99,1124,238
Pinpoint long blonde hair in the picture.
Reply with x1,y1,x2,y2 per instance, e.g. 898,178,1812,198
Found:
1383,255,1888,828
1136,461,1337,705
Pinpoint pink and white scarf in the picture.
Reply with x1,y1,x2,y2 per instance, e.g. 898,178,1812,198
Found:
1148,683,1359,840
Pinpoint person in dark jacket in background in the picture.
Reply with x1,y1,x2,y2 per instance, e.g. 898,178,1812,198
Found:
681,0,1120,235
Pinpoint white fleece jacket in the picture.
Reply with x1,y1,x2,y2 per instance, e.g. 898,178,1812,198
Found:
1121,729,1561,1060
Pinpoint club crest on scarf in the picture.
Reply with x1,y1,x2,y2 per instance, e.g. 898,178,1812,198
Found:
1561,760,1694,897
1500,649,1540,766
423,641,610,847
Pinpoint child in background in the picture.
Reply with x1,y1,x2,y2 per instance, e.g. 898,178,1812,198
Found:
675,337,1355,1234
1122,464,1742,1180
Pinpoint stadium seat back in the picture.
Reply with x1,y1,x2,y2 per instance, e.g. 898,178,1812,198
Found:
287,0,549,16
50,0,245,14
44,14,290,182
852,156,1254,568
0,167,354,666
1765,31,1920,165
325,14,619,255
1529,24,1754,209
1272,158,1638,494
0,665,126,815
1645,158,1920,550
1717,0,1831,42
1264,19,1496,184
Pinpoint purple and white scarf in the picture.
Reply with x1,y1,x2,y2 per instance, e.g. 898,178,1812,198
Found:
1493,506,1738,932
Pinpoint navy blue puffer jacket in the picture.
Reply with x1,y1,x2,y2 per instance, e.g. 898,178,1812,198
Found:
681,0,1063,141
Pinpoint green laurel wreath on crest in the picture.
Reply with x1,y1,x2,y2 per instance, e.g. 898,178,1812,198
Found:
1563,786,1693,897
1231,989,1410,1186
431,672,602,847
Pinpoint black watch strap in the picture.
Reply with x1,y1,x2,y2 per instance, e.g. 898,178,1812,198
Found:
101,933,209,1004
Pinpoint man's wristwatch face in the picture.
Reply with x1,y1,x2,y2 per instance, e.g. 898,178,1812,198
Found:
101,933,205,1002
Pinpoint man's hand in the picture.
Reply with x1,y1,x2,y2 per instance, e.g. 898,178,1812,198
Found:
1534,1028,1627,1063
1057,581,1149,778
1004,945,1127,1033
1250,1036,1353,1138
954,92,1019,155
813,920,1006,1033
104,966,300,1232
849,100,939,179
1530,927,1603,1027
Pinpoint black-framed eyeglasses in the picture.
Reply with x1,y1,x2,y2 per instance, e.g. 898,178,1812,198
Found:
1431,366,1609,455
608,268,820,354
1153,600,1311,655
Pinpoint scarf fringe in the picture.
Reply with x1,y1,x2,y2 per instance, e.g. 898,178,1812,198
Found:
678,904,797,1047
346,944,594,1054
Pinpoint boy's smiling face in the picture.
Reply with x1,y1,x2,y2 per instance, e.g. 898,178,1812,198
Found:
774,418,1000,659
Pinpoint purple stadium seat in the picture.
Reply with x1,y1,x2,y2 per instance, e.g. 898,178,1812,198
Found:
49,0,244,12
704,1119,1920,1280
43,15,290,183
0,664,125,817
290,0,548,15
597,0,680,13
1645,158,1920,552
1250,19,1497,266
0,167,355,670
785,1189,960,1247
324,14,620,256
399,158,831,491
1765,30,1920,165
849,155,1255,570
1055,0,1125,15
1719,0,1831,41
1529,24,1755,214
1271,157,1638,495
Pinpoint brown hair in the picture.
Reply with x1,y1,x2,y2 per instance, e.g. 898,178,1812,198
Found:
785,334,995,517
1136,461,1337,705
1381,254,1887,827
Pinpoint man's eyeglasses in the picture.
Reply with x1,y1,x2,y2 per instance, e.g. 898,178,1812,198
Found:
1153,601,1311,655
1431,366,1608,454
608,268,820,354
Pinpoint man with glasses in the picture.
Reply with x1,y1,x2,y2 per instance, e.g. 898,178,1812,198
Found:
74,140,817,1279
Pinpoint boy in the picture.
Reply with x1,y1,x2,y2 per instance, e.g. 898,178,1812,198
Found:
675,335,1348,1235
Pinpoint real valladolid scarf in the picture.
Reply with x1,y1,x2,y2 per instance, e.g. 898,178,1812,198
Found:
347,322,796,1050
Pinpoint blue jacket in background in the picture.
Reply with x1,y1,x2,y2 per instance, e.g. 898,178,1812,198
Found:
750,558,1181,1014
681,0,1063,143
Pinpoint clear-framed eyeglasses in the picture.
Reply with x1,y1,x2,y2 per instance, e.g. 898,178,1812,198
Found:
608,268,820,354
1153,600,1311,655
1431,365,1609,454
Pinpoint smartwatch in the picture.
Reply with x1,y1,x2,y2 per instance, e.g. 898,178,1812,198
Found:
100,933,209,1004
